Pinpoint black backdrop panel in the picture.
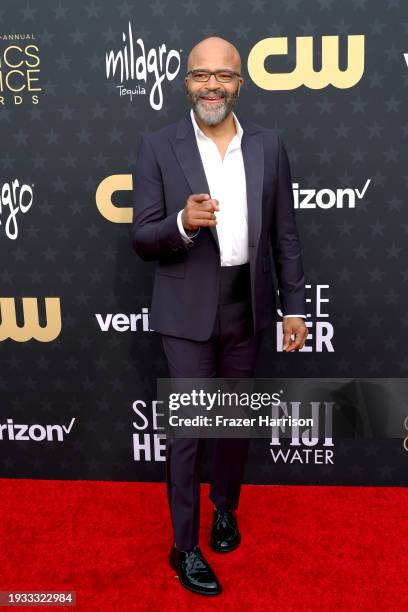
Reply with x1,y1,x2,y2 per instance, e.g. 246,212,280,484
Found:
0,1,407,486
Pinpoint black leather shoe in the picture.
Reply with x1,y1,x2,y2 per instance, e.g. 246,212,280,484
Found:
210,508,241,552
169,544,222,596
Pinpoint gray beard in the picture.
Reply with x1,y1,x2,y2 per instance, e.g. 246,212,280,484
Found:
187,89,239,126
194,98,230,126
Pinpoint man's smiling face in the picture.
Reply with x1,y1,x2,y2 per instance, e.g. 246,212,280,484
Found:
185,38,244,127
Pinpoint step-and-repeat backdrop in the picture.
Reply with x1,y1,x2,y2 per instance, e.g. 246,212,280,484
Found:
1,1,407,486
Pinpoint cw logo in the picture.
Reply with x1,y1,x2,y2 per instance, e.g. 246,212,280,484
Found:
248,34,364,90
0,297,61,342
96,174,132,223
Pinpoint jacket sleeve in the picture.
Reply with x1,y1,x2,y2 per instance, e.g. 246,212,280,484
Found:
271,133,307,316
131,134,192,261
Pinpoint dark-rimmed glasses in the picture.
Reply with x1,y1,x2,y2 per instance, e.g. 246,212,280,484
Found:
186,69,241,83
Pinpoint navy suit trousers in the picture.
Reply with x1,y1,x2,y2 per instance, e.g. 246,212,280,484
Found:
161,263,264,550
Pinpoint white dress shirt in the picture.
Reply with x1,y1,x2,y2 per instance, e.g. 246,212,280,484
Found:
176,108,305,320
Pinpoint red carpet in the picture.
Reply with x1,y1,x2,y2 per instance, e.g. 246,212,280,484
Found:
1,479,407,611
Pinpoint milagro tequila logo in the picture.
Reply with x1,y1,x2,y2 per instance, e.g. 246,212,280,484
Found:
0,179,34,239
105,21,181,110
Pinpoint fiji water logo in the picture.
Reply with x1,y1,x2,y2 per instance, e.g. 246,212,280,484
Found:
269,401,334,465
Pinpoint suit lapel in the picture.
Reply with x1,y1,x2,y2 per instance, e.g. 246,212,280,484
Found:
239,119,264,248
170,112,264,253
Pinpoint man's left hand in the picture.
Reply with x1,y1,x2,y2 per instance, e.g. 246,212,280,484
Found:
282,317,308,352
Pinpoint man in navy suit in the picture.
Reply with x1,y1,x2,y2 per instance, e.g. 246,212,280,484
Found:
132,36,308,596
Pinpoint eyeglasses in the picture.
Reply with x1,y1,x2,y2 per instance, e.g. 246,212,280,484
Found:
186,69,241,83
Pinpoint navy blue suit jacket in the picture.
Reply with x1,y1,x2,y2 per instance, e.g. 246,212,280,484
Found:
131,111,306,341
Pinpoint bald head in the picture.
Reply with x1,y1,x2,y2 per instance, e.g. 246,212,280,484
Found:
185,37,244,128
187,36,241,74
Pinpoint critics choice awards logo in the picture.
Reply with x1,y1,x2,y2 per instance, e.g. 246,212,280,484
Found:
0,34,41,105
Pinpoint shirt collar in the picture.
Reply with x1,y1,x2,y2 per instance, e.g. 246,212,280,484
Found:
190,108,243,142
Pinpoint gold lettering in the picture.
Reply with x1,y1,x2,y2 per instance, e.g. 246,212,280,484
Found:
0,297,61,342
248,34,365,91
96,174,133,222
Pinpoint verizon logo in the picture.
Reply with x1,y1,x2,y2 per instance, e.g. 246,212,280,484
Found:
0,417,76,442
